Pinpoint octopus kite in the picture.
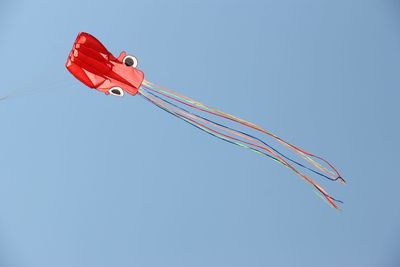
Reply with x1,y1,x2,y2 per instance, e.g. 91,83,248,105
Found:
66,32,345,209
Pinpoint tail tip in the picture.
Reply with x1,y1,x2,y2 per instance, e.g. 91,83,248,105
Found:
337,176,346,184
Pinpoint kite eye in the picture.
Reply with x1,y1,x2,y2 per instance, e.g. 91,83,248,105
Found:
109,87,124,97
123,55,138,68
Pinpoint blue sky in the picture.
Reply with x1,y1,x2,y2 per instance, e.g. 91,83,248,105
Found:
0,0,400,266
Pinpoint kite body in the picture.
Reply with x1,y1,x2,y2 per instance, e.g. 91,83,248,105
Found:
65,32,345,209
66,32,144,96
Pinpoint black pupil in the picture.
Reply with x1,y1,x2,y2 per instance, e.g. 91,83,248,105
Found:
124,57,134,66
111,89,121,95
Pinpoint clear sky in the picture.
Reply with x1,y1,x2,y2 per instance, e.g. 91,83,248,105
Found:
0,0,399,266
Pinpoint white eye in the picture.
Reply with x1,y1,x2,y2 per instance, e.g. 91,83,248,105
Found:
123,55,138,68
109,87,124,97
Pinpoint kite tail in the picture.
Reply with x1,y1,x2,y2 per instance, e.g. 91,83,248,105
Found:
138,80,344,209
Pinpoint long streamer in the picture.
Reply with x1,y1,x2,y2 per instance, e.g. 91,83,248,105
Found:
142,80,344,183
143,88,337,182
138,81,344,209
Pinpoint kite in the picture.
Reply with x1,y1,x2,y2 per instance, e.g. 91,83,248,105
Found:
66,32,345,209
